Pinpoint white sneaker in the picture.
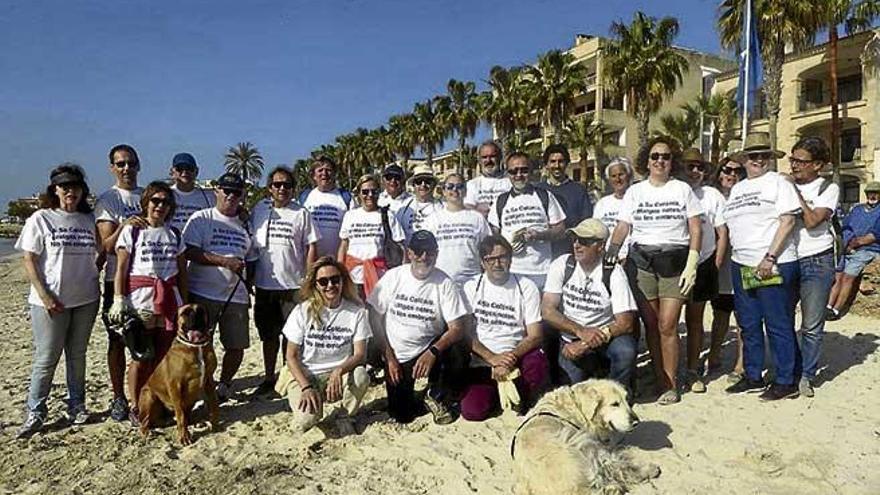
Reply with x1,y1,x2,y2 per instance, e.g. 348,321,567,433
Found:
67,405,90,425
799,378,815,398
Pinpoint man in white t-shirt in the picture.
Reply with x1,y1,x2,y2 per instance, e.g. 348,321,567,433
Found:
168,152,214,232
298,155,353,258
378,163,413,221
367,230,470,424
788,137,840,398
465,140,511,218
460,236,548,421
183,172,259,402
542,219,638,393
398,165,441,242
95,143,145,421
488,152,566,290
250,166,320,396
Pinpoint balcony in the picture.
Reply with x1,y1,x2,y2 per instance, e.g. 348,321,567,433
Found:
797,73,863,112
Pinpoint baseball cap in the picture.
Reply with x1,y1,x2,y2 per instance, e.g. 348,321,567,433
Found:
215,172,245,191
409,230,438,253
567,218,609,241
383,164,405,179
172,152,198,169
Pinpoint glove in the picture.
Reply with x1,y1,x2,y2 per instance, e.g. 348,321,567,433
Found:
509,228,527,254
497,368,522,412
604,242,621,266
678,249,700,295
108,295,135,324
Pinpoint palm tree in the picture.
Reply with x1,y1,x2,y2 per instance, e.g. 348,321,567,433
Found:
604,11,689,149
387,113,419,167
365,126,395,170
659,105,701,149
482,65,528,148
438,79,481,174
564,114,606,188
412,98,448,167
224,141,265,187
292,158,312,195
694,94,738,164
718,0,818,152
521,50,589,145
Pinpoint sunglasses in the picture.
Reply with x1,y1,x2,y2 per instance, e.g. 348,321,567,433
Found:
687,163,706,172
383,174,402,182
508,167,530,176
410,247,437,258
721,166,746,177
113,160,139,169
360,188,380,197
221,188,243,197
413,178,435,187
270,181,294,190
649,152,672,161
173,164,197,173
482,254,511,264
56,182,82,190
149,197,170,207
572,236,602,246
444,183,466,191
316,275,342,288
746,152,773,161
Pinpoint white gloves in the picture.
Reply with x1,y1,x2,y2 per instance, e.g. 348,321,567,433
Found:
497,368,522,412
108,295,135,324
678,249,700,296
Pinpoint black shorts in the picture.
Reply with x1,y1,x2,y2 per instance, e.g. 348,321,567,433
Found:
101,281,124,343
690,255,719,303
711,293,735,313
253,288,299,341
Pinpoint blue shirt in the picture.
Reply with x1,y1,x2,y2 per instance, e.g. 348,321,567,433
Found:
842,204,880,253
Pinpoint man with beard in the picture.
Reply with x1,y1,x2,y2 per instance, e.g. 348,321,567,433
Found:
465,141,511,218
537,144,593,258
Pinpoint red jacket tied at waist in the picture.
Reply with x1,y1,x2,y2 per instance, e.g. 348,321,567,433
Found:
343,255,387,298
128,275,179,332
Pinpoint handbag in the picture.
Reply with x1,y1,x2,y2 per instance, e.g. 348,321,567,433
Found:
380,206,404,268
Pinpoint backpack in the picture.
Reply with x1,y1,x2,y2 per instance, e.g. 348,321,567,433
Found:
562,255,614,295
297,188,352,209
379,206,404,268
817,179,844,266
495,188,551,229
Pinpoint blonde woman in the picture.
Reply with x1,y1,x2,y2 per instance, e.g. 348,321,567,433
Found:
277,256,371,432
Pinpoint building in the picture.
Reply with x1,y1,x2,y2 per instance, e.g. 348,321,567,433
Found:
713,29,880,204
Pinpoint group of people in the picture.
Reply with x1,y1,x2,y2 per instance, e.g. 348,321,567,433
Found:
14,132,879,438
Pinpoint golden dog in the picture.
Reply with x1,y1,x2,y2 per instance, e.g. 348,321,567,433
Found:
511,379,660,495
138,304,219,445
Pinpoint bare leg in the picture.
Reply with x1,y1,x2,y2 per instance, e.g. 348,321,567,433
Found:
220,349,244,385
831,273,858,311
262,337,281,382
684,302,706,371
657,298,685,391
827,272,844,307
108,340,127,400
707,309,732,371
641,299,663,390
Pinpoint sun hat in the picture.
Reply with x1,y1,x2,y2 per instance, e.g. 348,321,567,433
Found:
865,181,880,193
566,218,609,241
409,165,437,184
731,132,786,161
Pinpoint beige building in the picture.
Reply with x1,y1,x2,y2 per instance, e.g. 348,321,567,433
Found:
713,29,880,205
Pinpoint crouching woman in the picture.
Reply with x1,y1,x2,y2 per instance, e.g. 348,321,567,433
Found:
277,256,371,432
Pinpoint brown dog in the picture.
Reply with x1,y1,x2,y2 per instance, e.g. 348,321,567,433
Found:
138,304,219,445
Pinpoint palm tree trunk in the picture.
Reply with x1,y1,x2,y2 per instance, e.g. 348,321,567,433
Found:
458,134,465,175
426,148,433,167
765,46,785,172
829,24,841,187
636,103,650,151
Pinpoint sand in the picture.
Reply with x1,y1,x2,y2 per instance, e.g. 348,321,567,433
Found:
0,257,878,494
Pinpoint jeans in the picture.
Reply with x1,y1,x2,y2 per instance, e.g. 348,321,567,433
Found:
798,251,835,381
557,334,637,390
26,301,99,418
731,261,800,385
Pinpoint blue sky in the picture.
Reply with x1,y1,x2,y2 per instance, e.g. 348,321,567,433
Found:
0,0,727,206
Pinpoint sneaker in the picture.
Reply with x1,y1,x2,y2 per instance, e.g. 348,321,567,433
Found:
16,413,44,439
423,395,455,425
251,379,277,398
109,397,129,422
725,377,766,394
67,405,90,425
798,378,815,398
685,369,706,393
726,372,744,385
825,307,840,321
216,382,232,404
759,383,799,401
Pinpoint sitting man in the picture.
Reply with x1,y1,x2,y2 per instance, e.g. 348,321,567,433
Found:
367,230,470,424
460,236,548,421
827,181,880,320
541,219,638,393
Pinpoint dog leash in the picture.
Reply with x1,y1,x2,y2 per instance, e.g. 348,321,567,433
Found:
213,269,252,328
509,411,583,459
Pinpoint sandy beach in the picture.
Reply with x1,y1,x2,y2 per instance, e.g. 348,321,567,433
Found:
0,256,878,495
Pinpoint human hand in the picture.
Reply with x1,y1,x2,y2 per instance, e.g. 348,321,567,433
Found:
108,295,134,324
491,364,514,381
299,387,322,415
756,258,776,280
486,351,517,370
413,351,437,380
223,257,245,274
385,354,403,386
41,295,65,316
124,216,149,229
325,368,344,403
679,249,699,295
561,341,589,360
604,243,621,266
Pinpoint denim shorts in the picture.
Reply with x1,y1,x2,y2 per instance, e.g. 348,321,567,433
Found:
841,249,880,277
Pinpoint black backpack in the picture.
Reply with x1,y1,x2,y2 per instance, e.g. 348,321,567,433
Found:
562,255,614,295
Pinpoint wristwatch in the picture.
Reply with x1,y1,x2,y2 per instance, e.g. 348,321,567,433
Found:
428,345,440,357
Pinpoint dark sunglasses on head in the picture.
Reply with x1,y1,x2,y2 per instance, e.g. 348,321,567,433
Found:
721,166,746,177
221,187,243,197
316,275,342,288
173,164,197,172
508,167,530,176
649,152,672,161
360,188,380,197
747,152,773,161
413,178,435,187
113,160,139,169
444,183,466,191
383,174,402,182
149,197,170,207
270,181,293,190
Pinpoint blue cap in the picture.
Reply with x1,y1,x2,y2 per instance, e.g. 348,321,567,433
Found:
172,152,197,169
215,172,245,190
409,230,438,252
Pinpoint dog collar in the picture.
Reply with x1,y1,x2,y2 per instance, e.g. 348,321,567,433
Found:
175,335,211,348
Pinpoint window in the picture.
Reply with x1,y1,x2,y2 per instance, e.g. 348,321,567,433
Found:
572,168,581,182
841,127,861,163
838,74,862,103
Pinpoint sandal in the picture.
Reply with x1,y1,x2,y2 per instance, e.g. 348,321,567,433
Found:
686,370,706,393
657,389,680,406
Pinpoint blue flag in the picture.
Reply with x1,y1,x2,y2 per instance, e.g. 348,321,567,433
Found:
736,0,763,121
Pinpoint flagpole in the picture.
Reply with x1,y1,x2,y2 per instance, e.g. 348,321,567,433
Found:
740,0,751,143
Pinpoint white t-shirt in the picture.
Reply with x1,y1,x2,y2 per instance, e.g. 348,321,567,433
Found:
693,185,727,263
282,299,372,375
397,199,441,242
339,207,406,284
250,199,320,290
378,191,413,217
544,255,637,343
15,209,100,308
592,194,630,260
300,188,350,258
95,186,143,281
464,175,512,210
724,172,801,266
488,187,566,275
170,186,214,233
795,178,840,258
182,208,258,304
463,274,541,361
116,225,182,313
618,179,703,247
367,266,469,362
423,207,492,285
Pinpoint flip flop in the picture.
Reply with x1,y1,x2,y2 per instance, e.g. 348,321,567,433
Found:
657,389,680,406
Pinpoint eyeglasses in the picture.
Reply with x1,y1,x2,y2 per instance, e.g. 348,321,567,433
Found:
746,152,773,161
789,157,815,166
572,237,602,246
316,275,342,288
383,174,402,182
687,163,706,172
270,181,293,190
149,197,170,207
649,152,672,161
113,160,139,169
221,188,243,197
508,167,530,176
444,183,466,191
482,254,511,264
721,166,746,178
360,188,380,197
413,178,435,187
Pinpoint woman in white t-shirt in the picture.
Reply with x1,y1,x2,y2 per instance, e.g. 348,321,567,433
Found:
277,256,371,432
338,174,405,298
606,137,703,405
110,181,188,424
15,164,101,438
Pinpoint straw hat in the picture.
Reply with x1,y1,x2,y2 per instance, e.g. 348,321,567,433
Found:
731,132,786,161
408,164,437,184
720,139,742,163
681,148,708,164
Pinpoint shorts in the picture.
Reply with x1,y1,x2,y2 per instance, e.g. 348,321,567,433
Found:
634,267,685,300
711,293,735,313
101,281,123,343
690,255,719,303
841,249,880,277
254,288,298,341
189,294,250,350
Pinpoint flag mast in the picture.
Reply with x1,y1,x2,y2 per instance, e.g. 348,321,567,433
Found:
739,0,752,143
